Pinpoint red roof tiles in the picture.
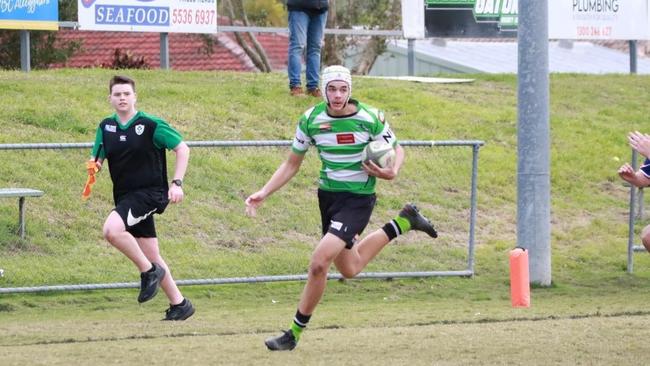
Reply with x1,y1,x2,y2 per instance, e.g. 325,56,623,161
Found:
51,27,288,71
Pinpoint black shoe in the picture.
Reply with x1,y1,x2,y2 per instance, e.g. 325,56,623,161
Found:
265,330,297,351
163,298,195,321
399,203,438,238
137,263,166,303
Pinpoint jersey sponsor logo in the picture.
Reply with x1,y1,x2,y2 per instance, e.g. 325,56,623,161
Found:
126,208,157,227
135,124,145,136
120,135,127,142
330,220,343,231
105,125,116,133
336,133,356,144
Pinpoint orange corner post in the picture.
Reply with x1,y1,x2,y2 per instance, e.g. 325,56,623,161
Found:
509,247,530,308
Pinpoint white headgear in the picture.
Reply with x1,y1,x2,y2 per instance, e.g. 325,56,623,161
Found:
320,65,352,105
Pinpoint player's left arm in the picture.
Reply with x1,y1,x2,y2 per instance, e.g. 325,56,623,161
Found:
364,144,404,180
169,141,190,203
365,111,404,180
153,119,189,203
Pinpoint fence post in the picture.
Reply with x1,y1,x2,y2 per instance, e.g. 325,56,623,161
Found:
407,38,415,76
467,143,479,275
627,149,638,273
20,30,31,72
629,40,637,75
160,32,170,70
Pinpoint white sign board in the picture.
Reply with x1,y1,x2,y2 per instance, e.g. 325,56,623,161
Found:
78,0,217,33
402,0,426,39
549,0,649,40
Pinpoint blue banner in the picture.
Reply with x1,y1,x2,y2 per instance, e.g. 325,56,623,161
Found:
0,0,58,21
0,0,59,30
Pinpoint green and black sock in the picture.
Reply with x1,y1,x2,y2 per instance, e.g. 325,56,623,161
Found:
290,310,311,341
382,215,411,240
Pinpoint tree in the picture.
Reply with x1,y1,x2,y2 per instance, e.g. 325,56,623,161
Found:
323,0,402,75
221,0,273,72
243,0,287,27
0,0,79,69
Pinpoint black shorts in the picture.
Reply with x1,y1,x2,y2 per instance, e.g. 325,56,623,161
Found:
114,189,169,238
318,189,376,249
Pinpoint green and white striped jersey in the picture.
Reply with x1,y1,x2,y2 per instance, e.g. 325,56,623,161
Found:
292,99,398,195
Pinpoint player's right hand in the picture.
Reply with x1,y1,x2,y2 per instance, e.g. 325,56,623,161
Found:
618,163,636,182
245,191,265,217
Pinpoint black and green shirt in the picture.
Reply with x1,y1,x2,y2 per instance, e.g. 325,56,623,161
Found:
91,111,182,197
292,99,398,195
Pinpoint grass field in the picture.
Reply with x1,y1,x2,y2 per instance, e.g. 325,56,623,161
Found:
1,69,650,365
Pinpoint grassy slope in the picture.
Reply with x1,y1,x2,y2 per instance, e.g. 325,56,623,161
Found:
1,70,650,363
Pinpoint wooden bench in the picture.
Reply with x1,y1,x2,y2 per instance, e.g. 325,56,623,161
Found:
0,188,44,239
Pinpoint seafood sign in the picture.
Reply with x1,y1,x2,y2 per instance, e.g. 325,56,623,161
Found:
78,0,217,33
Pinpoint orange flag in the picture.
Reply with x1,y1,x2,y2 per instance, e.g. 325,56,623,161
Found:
82,161,99,201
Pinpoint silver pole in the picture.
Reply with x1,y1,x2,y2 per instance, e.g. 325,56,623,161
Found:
407,38,415,76
629,40,637,74
467,144,480,274
627,149,638,273
18,197,26,239
0,270,475,294
160,32,170,70
20,30,30,72
517,0,551,285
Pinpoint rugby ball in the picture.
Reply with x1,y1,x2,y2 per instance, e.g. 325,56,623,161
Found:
361,141,395,168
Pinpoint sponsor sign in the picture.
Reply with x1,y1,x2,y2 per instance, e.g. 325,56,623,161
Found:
78,0,217,33
424,0,517,37
403,0,425,38
549,0,649,40
424,0,650,39
425,0,474,8
473,0,518,30
0,0,59,30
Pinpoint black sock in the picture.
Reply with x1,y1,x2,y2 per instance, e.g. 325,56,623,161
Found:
295,310,311,326
173,298,187,307
382,220,401,240
146,263,156,273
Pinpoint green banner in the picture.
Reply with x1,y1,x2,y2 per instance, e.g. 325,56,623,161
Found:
473,0,518,29
425,0,475,9
426,0,518,30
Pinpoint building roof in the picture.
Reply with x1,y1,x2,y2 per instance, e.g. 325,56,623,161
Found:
390,39,650,74
51,24,288,71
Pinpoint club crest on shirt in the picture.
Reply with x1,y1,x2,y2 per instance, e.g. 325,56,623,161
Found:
319,123,332,132
135,124,145,136
105,125,116,133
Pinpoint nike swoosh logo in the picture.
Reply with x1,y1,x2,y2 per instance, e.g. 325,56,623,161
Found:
126,208,157,227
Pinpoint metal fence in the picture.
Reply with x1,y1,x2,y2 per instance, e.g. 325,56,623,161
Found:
0,139,483,294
